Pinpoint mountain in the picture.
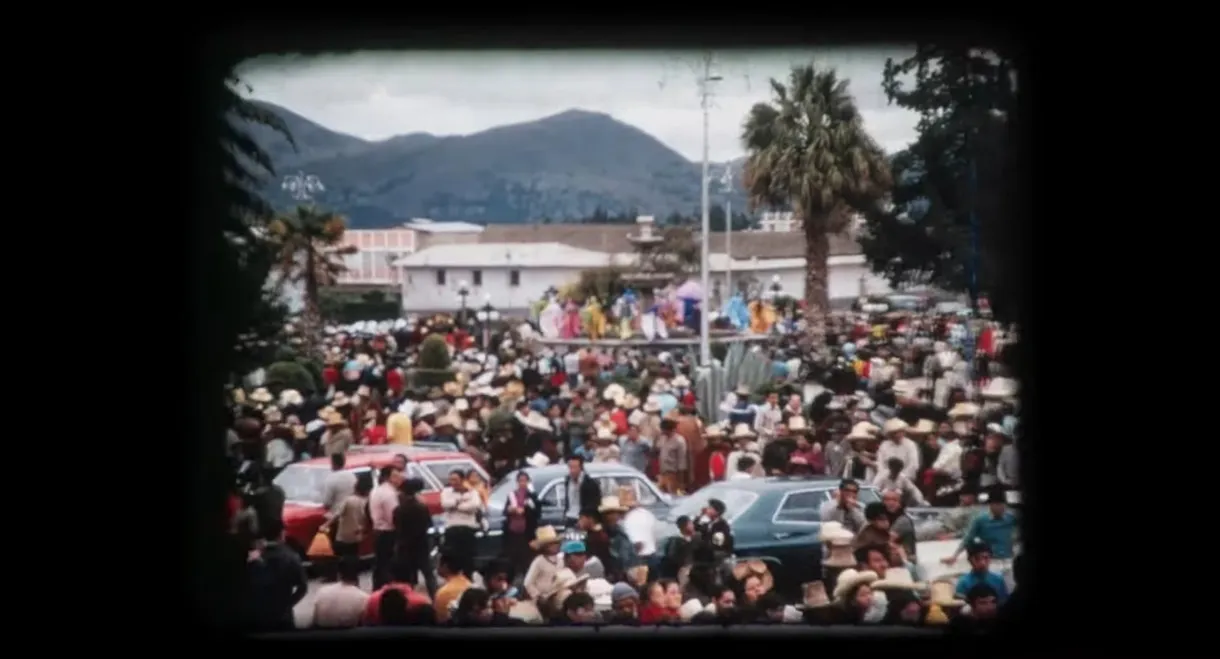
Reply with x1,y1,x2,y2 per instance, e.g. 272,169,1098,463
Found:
245,102,749,228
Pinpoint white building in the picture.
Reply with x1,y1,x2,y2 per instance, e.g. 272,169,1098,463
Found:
392,221,891,314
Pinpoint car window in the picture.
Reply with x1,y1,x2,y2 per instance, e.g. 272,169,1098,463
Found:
858,488,881,506
539,481,562,508
273,465,330,504
406,463,438,492
421,460,489,488
629,478,659,506
773,490,829,524
668,487,759,523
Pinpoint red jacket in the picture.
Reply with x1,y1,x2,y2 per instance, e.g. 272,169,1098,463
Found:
386,368,404,395
709,451,727,481
639,603,679,624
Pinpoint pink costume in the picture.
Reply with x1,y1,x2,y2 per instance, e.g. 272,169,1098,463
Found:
560,301,583,339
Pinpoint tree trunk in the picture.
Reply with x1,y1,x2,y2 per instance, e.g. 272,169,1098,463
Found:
802,225,832,353
302,251,323,359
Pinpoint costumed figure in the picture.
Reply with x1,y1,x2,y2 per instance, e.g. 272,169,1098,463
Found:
748,298,769,334
640,299,669,341
583,296,607,341
674,280,704,331
538,294,563,339
560,300,583,339
613,289,639,339
722,293,750,331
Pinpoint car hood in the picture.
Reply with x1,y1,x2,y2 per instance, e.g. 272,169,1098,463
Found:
283,502,322,524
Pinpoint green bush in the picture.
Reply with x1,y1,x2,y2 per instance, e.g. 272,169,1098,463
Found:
266,361,317,394
411,368,455,389
419,335,452,370
486,409,514,434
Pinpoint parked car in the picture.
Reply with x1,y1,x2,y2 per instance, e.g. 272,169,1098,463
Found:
652,476,881,599
275,444,490,561
455,462,675,566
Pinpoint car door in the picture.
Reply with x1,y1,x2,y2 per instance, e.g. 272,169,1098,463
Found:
535,479,568,530
767,489,832,586
613,474,671,518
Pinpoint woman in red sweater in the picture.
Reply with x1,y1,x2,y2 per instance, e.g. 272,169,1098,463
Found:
361,407,388,445
638,579,682,624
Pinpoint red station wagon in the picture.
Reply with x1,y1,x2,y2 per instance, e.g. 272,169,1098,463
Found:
273,444,489,560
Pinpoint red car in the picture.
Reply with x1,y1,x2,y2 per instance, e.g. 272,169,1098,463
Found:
273,444,490,560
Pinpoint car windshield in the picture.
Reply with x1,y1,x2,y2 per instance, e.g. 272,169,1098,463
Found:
888,296,921,310
667,486,759,523
488,472,561,512
273,464,332,505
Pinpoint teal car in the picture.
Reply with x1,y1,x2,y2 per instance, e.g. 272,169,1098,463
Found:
654,477,881,598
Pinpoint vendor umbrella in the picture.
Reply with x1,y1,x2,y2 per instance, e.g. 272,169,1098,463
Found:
674,280,703,300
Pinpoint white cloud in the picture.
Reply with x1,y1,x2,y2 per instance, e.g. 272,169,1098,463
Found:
236,48,920,162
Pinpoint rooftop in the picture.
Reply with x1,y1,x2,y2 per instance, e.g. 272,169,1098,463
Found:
393,242,633,268
479,223,861,258
404,219,486,234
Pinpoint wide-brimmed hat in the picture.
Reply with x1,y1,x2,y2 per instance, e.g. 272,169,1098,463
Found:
595,426,616,442
824,543,856,568
522,411,552,433
831,569,879,601
529,526,562,549
463,418,481,433
846,422,880,441
818,521,855,544
788,416,811,433
872,567,926,592
434,413,461,429
442,381,462,397
331,392,352,407
801,581,832,608
454,398,470,412
263,406,283,424
618,394,641,410
731,559,774,594
678,598,706,622
278,388,304,407
650,379,671,394
525,452,550,468
731,423,756,439
735,384,751,396
909,419,938,436
598,495,628,514
882,418,909,435
642,396,662,414
603,383,626,402
543,568,590,599
928,580,966,607
948,402,980,419
704,424,725,438
672,375,691,389
250,387,273,404
415,401,437,418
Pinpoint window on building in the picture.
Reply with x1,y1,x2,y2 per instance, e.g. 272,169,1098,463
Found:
472,270,482,286
509,270,521,287
436,269,447,286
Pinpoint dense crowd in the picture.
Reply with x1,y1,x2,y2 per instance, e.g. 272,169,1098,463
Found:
228,304,1021,632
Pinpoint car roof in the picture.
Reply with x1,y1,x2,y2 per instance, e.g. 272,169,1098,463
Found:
702,476,860,494
295,447,473,469
500,462,648,483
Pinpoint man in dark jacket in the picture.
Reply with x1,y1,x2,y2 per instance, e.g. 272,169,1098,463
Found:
692,498,734,571
560,455,602,528
393,478,438,597
245,528,308,631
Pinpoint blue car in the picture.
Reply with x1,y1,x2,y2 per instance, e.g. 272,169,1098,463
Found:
653,476,881,598
434,462,676,566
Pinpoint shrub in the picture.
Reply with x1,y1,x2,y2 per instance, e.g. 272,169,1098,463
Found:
266,361,317,395
419,335,452,371
486,409,514,434
410,368,455,389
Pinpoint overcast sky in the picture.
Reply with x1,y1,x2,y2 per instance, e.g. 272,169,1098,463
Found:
237,48,920,163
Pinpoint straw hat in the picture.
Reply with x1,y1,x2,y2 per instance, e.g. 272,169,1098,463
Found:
642,396,662,413
846,422,880,441
948,402,980,419
522,410,553,433
598,495,628,514
704,424,725,438
872,567,926,592
731,423,756,439
463,418,481,433
831,569,879,601
909,419,938,436
882,418,909,435
672,374,691,389
250,387,273,404
529,526,562,550
434,413,461,429
543,568,589,599
735,384,751,396
595,426,616,442
788,416,811,433
891,380,920,399
263,407,283,424
825,543,856,568
454,398,470,412
416,401,437,418
504,380,526,399
801,581,832,608
928,580,966,607
678,598,706,622
525,452,550,468
650,379,671,394
331,392,351,407
618,394,641,410
602,383,626,402
442,381,462,397
278,389,304,407
731,559,774,594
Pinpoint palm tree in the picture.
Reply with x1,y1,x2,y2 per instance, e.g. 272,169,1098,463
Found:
741,64,892,351
267,206,359,355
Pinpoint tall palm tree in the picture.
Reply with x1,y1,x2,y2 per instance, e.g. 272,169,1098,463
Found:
741,64,892,351
267,206,358,355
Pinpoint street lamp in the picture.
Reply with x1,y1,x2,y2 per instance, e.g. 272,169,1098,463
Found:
476,294,500,349
698,53,724,368
769,274,783,299
282,171,325,203
457,281,470,325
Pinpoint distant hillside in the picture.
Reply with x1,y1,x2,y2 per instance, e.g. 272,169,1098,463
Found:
244,102,749,228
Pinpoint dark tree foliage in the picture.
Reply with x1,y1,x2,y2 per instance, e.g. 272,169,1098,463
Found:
860,46,1016,319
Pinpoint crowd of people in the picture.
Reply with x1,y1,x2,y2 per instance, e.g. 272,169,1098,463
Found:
227,303,1022,632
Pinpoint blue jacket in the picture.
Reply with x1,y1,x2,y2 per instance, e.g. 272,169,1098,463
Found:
958,511,1018,559
954,569,1009,605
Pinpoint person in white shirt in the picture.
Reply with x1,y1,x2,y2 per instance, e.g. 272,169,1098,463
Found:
730,455,758,480
619,487,658,571
440,468,485,577
752,392,783,446
312,557,369,629
320,453,357,518
876,420,921,481
724,433,762,480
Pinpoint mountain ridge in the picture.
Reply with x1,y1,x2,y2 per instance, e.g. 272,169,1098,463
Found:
246,100,750,228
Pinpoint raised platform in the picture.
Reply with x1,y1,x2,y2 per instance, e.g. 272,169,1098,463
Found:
531,333,772,348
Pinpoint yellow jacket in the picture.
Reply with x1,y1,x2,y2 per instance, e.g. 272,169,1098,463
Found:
386,412,414,445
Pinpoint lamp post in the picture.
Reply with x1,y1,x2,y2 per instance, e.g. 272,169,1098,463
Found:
698,53,724,368
282,171,325,204
457,281,470,325
476,295,500,350
769,274,783,299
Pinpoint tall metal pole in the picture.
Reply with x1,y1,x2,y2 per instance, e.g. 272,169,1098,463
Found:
698,53,714,367
725,198,733,298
